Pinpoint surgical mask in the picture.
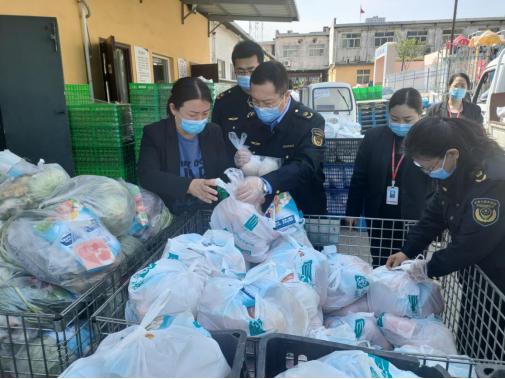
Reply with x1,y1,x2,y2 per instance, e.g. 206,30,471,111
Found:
389,122,412,137
428,153,456,180
449,87,466,101
254,105,282,125
180,118,207,135
237,75,251,91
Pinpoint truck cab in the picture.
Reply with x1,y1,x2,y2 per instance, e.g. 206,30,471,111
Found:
300,82,357,123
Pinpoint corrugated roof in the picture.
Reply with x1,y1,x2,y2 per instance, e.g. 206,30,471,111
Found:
181,0,299,22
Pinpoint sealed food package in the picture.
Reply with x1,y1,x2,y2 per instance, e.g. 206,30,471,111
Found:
1,200,122,294
0,275,76,314
127,258,207,322
323,246,373,312
61,307,230,378
162,230,246,278
42,175,136,237
276,350,418,378
123,182,173,240
197,262,309,336
211,169,279,263
377,313,458,354
368,264,444,318
325,312,392,350
229,132,281,177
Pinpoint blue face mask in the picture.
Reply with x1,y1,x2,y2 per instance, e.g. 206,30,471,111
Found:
389,122,412,137
237,75,251,91
254,105,282,125
449,87,466,101
427,153,456,180
180,118,207,135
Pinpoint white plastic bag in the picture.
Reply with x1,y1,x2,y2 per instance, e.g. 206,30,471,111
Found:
229,132,281,176
307,324,358,346
197,262,309,336
267,237,329,305
127,258,207,322
368,264,444,318
325,313,392,350
325,294,370,316
61,303,231,378
378,313,458,355
0,150,38,179
211,169,280,263
277,350,418,378
323,114,363,139
162,230,246,278
276,360,347,378
1,200,122,294
42,175,136,237
323,246,373,312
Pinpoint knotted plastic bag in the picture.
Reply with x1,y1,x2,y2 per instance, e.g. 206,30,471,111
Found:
229,132,281,176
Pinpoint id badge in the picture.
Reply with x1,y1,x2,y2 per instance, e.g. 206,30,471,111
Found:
386,186,399,205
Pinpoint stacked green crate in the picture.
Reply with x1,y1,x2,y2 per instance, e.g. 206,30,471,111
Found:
64,84,92,105
67,103,136,182
130,83,162,160
158,83,173,119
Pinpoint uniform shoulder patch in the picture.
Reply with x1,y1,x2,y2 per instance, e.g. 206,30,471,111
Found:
216,89,231,100
311,128,324,147
471,198,500,227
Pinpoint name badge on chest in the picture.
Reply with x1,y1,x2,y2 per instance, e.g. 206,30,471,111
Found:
386,186,399,205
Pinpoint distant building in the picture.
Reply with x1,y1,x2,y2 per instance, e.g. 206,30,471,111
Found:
328,16,505,86
262,27,330,87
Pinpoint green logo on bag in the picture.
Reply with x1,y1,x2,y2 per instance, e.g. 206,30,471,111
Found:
167,253,179,260
355,275,369,289
131,262,156,290
369,354,393,378
354,319,365,338
249,319,266,336
299,260,313,284
244,214,259,231
408,295,418,314
376,313,385,328
217,186,230,201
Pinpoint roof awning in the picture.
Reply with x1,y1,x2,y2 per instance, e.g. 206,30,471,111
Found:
181,0,299,22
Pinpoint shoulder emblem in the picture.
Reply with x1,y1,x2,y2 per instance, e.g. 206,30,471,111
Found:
246,111,256,119
471,198,500,227
311,128,324,147
303,111,313,119
227,117,239,121
216,89,231,100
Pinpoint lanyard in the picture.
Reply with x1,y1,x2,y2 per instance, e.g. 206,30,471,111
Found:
391,140,405,187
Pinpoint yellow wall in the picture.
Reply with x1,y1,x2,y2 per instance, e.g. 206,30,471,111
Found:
0,0,210,84
328,64,375,87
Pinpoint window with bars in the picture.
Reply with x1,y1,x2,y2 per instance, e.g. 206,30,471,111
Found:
356,69,371,85
342,33,361,48
309,44,326,56
283,45,299,58
374,31,395,47
406,30,428,43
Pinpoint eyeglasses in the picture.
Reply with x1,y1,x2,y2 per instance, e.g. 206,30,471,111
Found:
235,68,256,76
414,154,447,174
251,96,285,109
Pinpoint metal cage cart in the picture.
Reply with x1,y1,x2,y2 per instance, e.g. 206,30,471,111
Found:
0,214,191,378
93,209,505,377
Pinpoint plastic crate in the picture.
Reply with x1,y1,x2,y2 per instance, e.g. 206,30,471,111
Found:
129,83,159,106
326,188,348,215
67,103,132,124
323,163,353,189
324,138,362,164
0,216,191,378
255,333,450,378
171,210,505,366
64,84,92,105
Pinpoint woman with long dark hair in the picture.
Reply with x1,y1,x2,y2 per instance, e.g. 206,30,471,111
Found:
346,88,434,266
426,72,483,124
138,77,230,214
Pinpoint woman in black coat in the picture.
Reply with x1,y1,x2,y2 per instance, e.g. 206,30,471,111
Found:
346,88,434,266
138,77,230,215
426,72,483,124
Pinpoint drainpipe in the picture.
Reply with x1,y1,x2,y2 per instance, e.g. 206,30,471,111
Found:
78,0,94,99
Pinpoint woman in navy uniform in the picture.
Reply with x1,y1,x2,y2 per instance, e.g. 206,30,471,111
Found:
387,117,505,360
233,61,326,215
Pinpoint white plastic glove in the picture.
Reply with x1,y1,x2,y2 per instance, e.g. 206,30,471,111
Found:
236,176,265,205
234,148,252,168
405,256,429,282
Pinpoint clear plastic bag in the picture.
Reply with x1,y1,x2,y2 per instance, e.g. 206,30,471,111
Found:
42,175,136,237
229,132,281,176
1,200,122,294
211,169,280,263
197,262,309,337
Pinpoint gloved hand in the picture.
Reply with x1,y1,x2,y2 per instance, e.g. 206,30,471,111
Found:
405,257,429,282
386,251,409,269
234,148,252,168
236,176,265,205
